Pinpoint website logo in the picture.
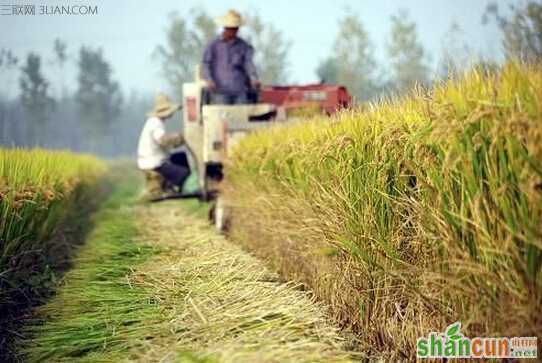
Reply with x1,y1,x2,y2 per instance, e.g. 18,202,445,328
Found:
417,322,538,359
0,4,98,16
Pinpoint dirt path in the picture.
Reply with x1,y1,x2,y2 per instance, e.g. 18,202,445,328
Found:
127,200,354,362
20,182,355,362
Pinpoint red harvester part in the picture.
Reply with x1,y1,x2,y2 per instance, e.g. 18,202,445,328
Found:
259,84,351,115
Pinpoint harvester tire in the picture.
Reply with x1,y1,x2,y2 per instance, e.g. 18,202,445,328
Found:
209,197,229,233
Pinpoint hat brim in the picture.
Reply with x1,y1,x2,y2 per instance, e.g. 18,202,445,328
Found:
217,16,243,28
147,104,181,118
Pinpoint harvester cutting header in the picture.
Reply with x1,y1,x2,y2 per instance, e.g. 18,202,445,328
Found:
137,9,351,227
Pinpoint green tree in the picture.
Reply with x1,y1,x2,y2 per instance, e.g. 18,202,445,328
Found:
76,46,122,140
243,12,290,84
483,1,542,62
0,48,18,99
438,22,471,78
19,52,54,144
316,13,378,102
154,9,217,96
316,57,338,84
0,48,18,74
387,9,430,92
52,38,68,98
0,49,19,144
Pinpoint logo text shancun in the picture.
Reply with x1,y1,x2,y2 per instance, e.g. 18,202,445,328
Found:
417,322,537,359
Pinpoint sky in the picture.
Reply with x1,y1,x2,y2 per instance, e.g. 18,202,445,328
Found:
0,0,510,99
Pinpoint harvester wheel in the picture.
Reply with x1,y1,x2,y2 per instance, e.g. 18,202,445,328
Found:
215,197,225,232
202,175,218,202
209,197,228,233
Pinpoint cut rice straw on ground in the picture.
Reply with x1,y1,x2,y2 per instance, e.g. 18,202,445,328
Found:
21,176,356,362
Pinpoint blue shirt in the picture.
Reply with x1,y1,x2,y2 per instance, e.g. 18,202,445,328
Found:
202,36,259,95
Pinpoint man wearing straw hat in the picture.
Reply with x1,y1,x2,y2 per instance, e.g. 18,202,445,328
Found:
137,93,189,197
202,9,260,105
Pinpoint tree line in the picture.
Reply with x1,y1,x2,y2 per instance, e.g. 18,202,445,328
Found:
0,2,540,156
317,2,541,102
0,41,147,156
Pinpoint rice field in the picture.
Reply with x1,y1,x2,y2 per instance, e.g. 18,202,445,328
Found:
223,62,542,359
0,148,106,358
2,62,541,361
1,149,105,256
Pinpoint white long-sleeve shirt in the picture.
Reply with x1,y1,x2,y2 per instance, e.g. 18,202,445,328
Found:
137,117,167,170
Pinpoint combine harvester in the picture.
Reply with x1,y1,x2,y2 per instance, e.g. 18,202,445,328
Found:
180,71,351,230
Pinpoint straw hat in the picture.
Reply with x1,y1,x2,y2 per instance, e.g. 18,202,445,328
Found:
217,9,243,28
147,93,181,118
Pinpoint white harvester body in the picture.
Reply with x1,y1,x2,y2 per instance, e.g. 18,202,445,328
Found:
182,79,287,202
179,69,350,230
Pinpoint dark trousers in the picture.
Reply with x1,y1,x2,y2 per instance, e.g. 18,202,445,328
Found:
155,152,190,190
209,92,248,105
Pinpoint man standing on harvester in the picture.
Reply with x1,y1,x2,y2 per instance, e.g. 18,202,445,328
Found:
137,93,189,200
202,9,260,105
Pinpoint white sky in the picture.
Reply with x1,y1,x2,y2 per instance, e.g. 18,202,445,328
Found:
0,0,509,98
